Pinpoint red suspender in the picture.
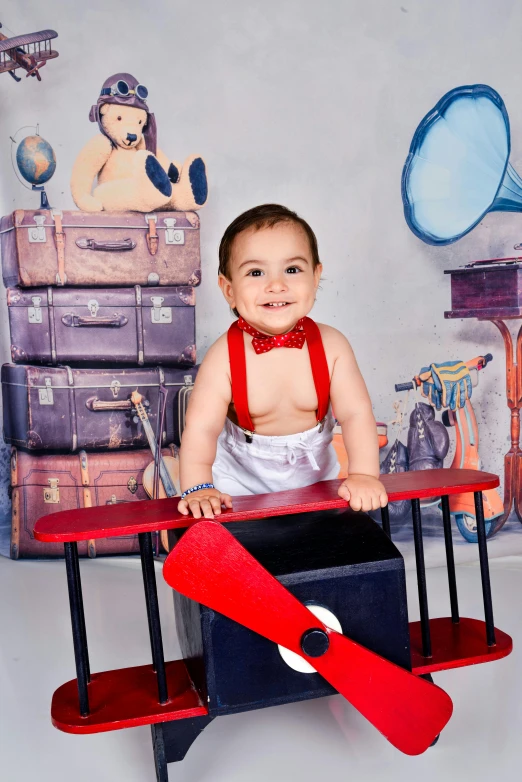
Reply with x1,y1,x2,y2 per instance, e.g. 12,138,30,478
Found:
302,317,330,423
228,321,256,433
227,317,330,434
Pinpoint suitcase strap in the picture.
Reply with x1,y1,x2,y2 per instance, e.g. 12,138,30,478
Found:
79,451,96,558
53,211,67,286
146,215,159,256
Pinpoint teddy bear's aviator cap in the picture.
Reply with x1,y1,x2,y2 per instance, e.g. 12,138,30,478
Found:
89,72,157,154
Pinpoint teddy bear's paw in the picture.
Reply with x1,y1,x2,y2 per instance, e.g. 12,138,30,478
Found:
168,163,180,184
145,154,172,198
74,195,105,213
188,157,208,206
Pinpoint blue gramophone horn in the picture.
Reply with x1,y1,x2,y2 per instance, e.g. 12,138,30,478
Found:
402,84,522,246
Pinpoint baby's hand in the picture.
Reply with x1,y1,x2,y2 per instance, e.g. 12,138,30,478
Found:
338,474,388,512
177,488,233,519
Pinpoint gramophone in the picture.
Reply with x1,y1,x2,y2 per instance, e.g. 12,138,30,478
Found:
402,83,522,246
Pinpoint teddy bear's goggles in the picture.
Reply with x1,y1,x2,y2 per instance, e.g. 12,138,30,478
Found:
101,80,148,102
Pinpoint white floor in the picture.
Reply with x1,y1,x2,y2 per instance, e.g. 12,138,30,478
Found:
1,522,521,782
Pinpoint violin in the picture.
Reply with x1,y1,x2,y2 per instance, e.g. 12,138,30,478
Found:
131,390,180,552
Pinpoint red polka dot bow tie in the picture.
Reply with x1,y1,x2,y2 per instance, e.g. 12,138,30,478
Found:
237,317,306,354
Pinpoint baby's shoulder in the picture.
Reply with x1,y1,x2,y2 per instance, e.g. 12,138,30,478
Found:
316,322,352,355
199,333,230,372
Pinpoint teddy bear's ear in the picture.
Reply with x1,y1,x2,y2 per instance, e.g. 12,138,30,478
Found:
89,105,98,123
143,112,157,154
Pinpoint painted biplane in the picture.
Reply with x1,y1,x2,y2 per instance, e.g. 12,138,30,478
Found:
0,23,58,82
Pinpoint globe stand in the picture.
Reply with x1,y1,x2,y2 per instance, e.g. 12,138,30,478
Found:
32,184,51,210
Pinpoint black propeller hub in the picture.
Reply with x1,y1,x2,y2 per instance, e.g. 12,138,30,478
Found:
300,628,330,657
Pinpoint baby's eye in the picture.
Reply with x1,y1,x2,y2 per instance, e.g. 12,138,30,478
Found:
247,269,263,277
286,266,302,274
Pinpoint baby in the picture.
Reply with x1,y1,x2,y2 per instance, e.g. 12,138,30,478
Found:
178,204,388,518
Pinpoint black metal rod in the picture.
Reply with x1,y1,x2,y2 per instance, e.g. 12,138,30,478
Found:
440,495,459,624
139,532,169,704
139,537,157,672
411,499,432,658
474,492,496,646
72,545,90,681
64,542,90,716
381,504,391,538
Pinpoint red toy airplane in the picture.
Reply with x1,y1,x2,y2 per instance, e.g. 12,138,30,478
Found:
33,469,513,780
0,23,58,82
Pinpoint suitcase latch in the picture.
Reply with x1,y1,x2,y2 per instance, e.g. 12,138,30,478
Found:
151,296,172,324
164,218,185,245
28,296,43,324
44,478,60,504
28,215,47,243
184,375,194,385
87,299,99,317
38,377,54,405
110,380,121,398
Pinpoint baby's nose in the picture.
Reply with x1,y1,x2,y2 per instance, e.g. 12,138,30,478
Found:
267,274,288,290
126,133,137,143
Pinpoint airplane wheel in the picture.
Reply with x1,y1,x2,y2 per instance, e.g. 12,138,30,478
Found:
455,513,494,543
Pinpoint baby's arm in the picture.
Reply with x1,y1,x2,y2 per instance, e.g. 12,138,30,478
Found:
178,335,233,519
326,327,388,511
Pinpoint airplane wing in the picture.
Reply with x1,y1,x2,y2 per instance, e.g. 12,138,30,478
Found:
0,29,58,53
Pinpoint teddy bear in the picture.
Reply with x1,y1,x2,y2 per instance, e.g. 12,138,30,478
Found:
70,73,208,213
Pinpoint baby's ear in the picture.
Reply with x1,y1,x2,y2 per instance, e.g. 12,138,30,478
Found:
218,273,235,308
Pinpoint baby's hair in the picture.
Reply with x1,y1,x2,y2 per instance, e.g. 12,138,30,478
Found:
218,203,321,281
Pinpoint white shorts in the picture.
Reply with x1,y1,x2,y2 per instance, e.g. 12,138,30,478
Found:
212,409,340,496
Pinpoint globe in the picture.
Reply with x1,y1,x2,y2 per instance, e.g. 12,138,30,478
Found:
16,135,56,186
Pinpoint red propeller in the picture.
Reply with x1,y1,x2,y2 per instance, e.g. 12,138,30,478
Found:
163,519,453,755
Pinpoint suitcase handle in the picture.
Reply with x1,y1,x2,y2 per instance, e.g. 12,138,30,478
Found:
61,314,129,328
75,237,137,252
86,397,133,411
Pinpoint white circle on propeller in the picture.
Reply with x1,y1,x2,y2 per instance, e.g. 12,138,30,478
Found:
277,604,342,674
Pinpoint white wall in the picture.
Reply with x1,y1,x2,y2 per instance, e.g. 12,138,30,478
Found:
1,0,520,522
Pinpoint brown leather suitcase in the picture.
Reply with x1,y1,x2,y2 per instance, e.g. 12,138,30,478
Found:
7,285,196,366
2,364,197,452
0,209,201,288
9,446,177,559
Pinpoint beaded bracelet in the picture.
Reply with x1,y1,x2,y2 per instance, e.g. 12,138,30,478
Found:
180,483,215,500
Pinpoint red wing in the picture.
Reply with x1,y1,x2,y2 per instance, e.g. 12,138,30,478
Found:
163,519,453,755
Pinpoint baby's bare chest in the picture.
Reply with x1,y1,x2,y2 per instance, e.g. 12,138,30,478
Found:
242,348,327,418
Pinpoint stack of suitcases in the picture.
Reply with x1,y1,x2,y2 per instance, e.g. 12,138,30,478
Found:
0,208,200,558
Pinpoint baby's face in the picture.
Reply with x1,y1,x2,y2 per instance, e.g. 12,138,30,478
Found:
219,222,322,335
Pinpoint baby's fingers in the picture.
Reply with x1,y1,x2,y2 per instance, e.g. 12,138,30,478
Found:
188,499,204,519
209,496,223,516
220,493,233,509
379,490,389,508
338,483,351,503
177,498,189,516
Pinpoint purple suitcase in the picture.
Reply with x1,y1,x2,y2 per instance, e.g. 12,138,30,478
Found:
0,209,201,288
2,364,198,452
7,285,196,366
